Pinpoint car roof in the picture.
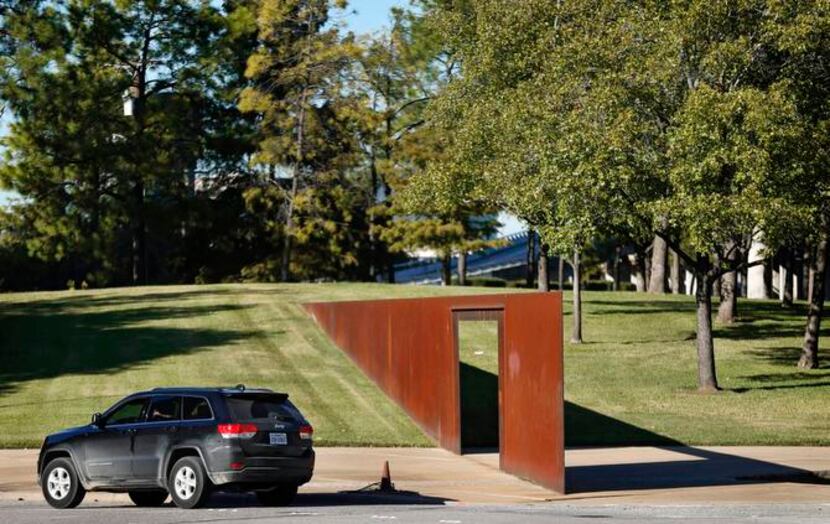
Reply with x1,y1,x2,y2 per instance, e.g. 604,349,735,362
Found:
134,385,281,396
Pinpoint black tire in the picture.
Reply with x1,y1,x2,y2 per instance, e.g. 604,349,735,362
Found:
42,457,86,509
128,490,169,507
167,456,211,509
256,484,298,507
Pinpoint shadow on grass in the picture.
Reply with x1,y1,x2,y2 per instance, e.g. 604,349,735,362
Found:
6,287,244,310
745,346,828,369
460,362,499,450
588,296,808,324
0,290,257,396
742,371,830,382
565,402,680,447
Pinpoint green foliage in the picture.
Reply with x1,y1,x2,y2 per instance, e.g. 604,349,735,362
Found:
239,0,370,281
419,0,830,387
0,0,259,287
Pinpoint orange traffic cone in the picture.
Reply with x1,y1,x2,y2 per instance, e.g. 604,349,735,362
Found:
379,460,394,492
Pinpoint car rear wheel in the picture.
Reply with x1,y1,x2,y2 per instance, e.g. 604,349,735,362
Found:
168,457,210,509
42,457,86,509
128,490,168,507
256,484,298,506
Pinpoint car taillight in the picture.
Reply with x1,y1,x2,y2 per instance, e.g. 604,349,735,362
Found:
299,424,313,440
218,423,257,439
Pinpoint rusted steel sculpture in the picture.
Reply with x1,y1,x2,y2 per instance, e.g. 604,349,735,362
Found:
304,292,564,493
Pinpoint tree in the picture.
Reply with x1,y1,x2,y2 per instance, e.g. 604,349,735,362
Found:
763,1,830,369
0,1,130,286
350,8,445,282
80,0,232,284
240,0,355,282
0,0,254,287
381,115,502,286
613,3,806,390
424,0,806,389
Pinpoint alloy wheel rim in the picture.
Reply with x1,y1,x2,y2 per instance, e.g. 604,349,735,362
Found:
174,466,197,500
47,467,71,500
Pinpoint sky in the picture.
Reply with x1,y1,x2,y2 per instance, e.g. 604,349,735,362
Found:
343,0,409,35
0,0,525,235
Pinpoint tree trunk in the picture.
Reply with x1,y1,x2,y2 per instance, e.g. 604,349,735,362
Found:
280,169,298,282
648,234,668,293
764,262,774,298
558,256,564,290
633,251,647,292
799,232,828,369
281,92,308,283
717,270,737,323
780,249,794,307
670,249,682,294
457,250,467,286
571,249,583,344
695,271,720,392
386,253,396,284
131,180,146,285
612,245,621,291
130,66,148,286
368,153,380,282
526,230,536,288
806,244,815,303
538,244,550,291
717,243,738,323
441,253,452,286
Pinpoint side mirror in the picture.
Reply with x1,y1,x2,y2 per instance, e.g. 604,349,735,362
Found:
91,412,104,428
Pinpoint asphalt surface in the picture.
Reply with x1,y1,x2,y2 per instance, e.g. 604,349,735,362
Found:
2,494,830,524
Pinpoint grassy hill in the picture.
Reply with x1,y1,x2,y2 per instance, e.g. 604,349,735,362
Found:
0,283,828,448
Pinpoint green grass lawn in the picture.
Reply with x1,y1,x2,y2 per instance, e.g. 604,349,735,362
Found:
0,283,828,448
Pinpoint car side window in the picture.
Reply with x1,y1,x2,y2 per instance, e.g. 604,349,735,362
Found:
183,397,213,420
106,398,148,426
146,397,181,423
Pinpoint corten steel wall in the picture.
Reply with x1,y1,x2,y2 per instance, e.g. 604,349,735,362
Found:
304,292,564,493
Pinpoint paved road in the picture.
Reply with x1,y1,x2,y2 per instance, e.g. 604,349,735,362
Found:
2,496,830,524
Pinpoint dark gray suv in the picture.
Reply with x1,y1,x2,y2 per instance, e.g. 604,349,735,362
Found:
37,386,315,509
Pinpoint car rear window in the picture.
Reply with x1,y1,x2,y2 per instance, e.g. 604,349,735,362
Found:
225,394,299,423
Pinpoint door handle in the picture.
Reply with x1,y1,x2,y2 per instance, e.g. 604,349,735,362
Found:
166,426,179,433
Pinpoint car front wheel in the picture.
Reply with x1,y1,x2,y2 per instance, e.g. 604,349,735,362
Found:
128,490,168,507
256,484,298,506
42,457,86,509
168,457,210,509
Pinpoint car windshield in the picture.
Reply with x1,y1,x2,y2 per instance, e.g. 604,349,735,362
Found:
225,394,299,423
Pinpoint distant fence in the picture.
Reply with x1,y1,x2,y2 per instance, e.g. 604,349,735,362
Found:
394,231,534,284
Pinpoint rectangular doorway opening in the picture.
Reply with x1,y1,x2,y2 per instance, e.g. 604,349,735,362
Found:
456,313,502,453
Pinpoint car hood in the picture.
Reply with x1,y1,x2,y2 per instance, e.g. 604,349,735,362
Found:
45,424,95,445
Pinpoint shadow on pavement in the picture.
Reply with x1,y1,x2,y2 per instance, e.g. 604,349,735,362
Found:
566,445,830,494
204,490,451,508
565,403,830,493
